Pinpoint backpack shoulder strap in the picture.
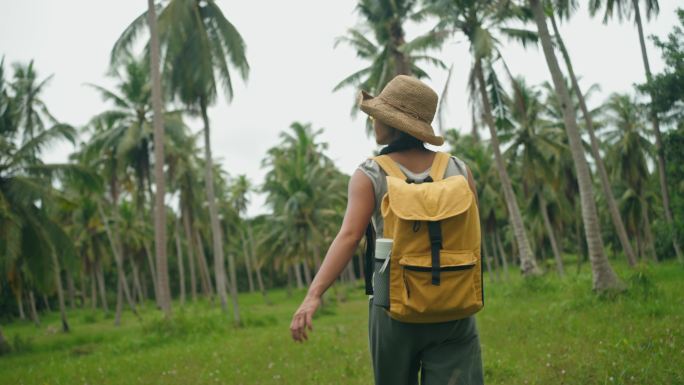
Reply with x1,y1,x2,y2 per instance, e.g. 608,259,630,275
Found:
428,152,451,182
373,155,406,179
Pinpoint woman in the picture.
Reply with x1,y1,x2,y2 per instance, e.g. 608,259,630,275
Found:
290,75,484,385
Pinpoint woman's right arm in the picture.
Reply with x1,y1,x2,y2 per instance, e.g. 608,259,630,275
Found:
290,169,375,342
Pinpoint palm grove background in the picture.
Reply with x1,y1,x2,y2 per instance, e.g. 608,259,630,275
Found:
1,0,683,383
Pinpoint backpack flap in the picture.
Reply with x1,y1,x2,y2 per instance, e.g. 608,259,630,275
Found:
381,175,474,221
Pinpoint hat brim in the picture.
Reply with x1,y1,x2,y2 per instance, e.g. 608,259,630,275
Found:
358,90,444,146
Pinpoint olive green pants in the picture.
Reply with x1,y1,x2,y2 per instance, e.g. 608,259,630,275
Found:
368,300,484,385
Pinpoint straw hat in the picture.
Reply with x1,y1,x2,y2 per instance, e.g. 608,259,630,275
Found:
358,75,444,146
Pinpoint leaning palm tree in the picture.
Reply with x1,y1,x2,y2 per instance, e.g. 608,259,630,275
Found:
112,0,249,324
529,0,622,291
547,0,638,266
588,0,681,261
423,0,541,275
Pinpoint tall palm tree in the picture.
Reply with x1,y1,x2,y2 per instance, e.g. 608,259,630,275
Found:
230,175,255,293
262,123,348,290
146,0,171,317
10,61,56,145
602,93,656,260
112,0,249,323
87,53,186,307
505,77,566,275
548,0,638,266
589,0,681,261
424,0,541,275
334,0,445,120
529,0,622,291
0,59,86,331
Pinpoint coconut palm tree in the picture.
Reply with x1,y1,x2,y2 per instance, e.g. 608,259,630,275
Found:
589,0,681,261
334,0,445,119
262,123,347,290
10,61,56,146
546,0,638,266
602,93,657,260
424,0,541,275
112,0,249,323
146,0,171,316
0,59,87,331
504,77,566,275
529,0,622,291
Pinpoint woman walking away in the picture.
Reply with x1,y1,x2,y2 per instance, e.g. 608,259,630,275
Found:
290,75,484,385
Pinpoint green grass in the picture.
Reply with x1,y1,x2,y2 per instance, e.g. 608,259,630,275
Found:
1,261,683,385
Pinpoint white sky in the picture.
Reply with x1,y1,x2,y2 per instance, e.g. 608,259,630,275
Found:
0,0,680,216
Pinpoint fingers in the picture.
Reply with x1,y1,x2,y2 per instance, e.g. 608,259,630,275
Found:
290,311,313,342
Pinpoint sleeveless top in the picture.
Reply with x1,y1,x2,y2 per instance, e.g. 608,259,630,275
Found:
357,154,468,237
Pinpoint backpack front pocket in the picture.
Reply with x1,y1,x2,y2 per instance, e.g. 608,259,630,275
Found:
395,251,481,321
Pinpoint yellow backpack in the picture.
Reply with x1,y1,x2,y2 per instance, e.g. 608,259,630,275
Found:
368,151,483,323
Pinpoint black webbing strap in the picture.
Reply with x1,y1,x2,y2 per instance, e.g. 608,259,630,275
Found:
427,221,442,285
364,223,376,295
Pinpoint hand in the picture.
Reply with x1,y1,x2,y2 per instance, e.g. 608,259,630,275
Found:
290,293,321,342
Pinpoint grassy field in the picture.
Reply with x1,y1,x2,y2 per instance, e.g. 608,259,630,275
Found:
1,260,683,385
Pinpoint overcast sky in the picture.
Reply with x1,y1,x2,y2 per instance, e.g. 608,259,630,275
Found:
1,0,680,216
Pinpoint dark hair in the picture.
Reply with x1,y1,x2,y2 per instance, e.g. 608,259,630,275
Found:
379,130,428,155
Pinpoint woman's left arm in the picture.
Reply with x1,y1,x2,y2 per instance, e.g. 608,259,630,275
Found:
289,169,375,342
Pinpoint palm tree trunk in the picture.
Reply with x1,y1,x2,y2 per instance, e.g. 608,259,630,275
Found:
482,234,495,281
302,260,312,285
530,0,622,291
50,253,70,332
240,230,255,292
247,226,269,303
193,227,215,299
631,0,682,262
226,253,241,326
95,258,109,313
175,218,186,305
539,194,565,277
66,270,76,310
199,100,230,316
495,230,509,280
15,290,26,320
90,268,97,310
473,56,540,276
181,205,198,301
131,258,145,304
42,294,51,312
490,236,504,281
550,13,638,266
641,202,657,262
114,275,124,326
28,290,40,326
282,266,291,298
147,0,171,317
98,204,139,317
80,269,87,308
294,263,304,289
390,20,411,76
143,241,159,303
